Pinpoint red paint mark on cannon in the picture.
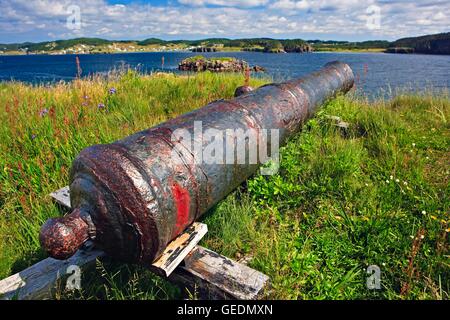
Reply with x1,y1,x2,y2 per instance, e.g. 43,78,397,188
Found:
172,182,190,235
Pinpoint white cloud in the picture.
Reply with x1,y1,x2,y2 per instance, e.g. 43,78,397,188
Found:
270,0,365,11
433,11,446,21
0,0,448,42
270,0,310,10
178,0,269,7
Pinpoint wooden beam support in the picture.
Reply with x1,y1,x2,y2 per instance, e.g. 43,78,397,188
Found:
0,243,104,300
0,187,270,300
150,223,208,277
170,246,270,300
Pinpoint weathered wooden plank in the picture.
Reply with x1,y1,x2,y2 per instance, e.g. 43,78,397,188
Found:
0,243,270,300
0,222,207,300
169,246,270,300
151,223,208,277
0,244,104,300
50,186,70,208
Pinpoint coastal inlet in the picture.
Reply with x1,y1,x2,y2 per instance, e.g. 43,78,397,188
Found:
178,55,265,73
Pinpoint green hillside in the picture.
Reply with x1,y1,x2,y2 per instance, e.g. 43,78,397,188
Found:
1,33,448,55
389,32,450,55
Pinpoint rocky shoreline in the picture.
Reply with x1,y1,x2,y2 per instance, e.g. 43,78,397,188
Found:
242,43,313,53
191,47,218,53
385,47,415,54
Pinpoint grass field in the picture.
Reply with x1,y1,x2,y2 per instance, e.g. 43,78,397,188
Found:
0,71,448,300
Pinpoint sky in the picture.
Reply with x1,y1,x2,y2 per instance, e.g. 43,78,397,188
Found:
0,0,448,43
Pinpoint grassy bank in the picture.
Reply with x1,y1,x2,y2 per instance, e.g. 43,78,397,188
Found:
0,72,448,299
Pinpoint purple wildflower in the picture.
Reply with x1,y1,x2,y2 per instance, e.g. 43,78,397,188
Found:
39,108,49,117
31,134,37,140
109,87,117,95
98,103,106,110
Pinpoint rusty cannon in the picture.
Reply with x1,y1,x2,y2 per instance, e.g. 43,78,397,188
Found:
39,61,354,265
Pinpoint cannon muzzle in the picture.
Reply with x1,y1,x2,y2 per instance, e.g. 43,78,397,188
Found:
40,61,354,264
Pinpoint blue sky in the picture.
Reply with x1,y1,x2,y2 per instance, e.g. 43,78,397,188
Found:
0,0,448,43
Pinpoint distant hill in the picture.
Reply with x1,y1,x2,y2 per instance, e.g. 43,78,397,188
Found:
1,33,449,55
311,40,390,52
388,32,450,55
0,38,115,53
0,37,314,54
136,38,166,46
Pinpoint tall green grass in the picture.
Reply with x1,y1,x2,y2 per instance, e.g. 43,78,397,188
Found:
203,92,449,299
0,71,448,300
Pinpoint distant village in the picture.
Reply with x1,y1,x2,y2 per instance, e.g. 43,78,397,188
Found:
3,43,194,55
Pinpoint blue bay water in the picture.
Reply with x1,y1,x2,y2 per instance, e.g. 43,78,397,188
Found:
0,51,449,98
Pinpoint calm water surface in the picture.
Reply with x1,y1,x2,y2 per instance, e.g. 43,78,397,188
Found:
0,51,449,98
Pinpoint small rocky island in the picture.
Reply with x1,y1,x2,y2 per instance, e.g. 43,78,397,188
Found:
178,56,265,72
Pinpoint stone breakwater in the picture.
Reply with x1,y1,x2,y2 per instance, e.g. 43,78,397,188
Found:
178,57,265,73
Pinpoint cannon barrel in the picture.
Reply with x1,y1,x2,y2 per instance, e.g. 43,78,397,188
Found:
40,61,354,263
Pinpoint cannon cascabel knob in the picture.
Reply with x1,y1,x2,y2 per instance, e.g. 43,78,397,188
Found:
39,208,92,260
